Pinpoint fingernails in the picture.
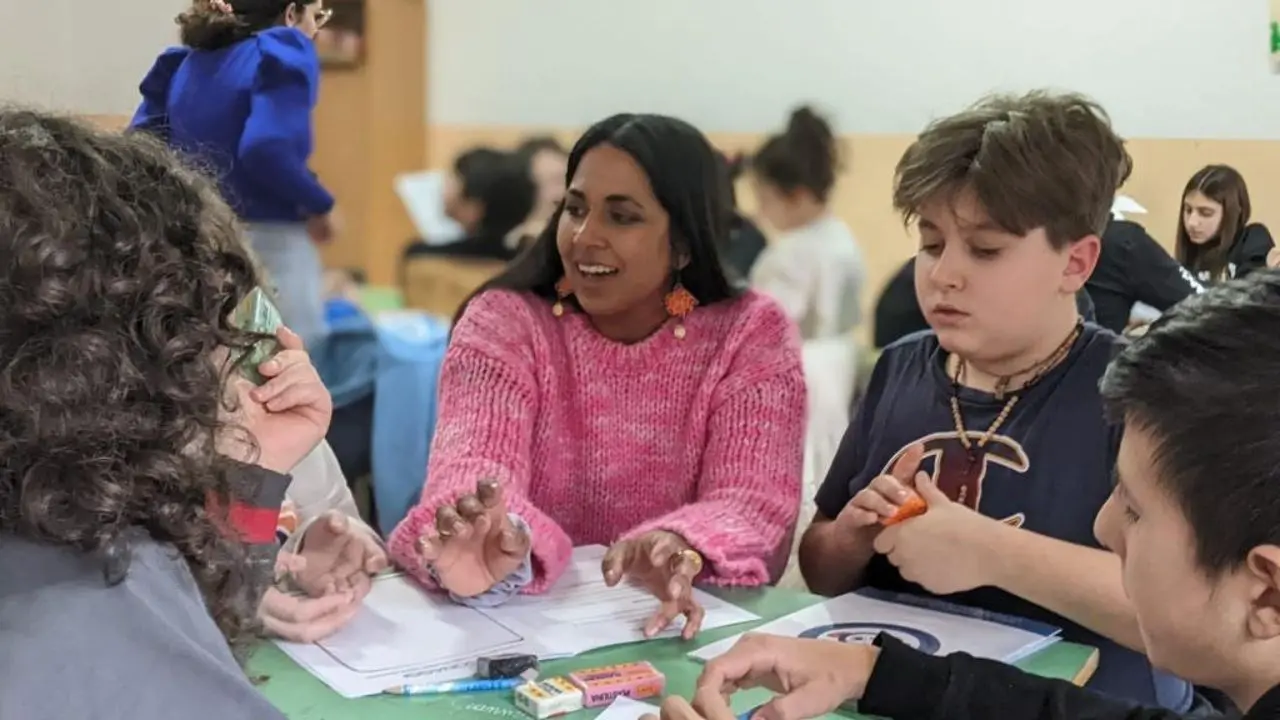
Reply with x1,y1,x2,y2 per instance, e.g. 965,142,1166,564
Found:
262,360,279,373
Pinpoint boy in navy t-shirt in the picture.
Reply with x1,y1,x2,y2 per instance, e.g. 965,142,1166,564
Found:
799,92,1193,711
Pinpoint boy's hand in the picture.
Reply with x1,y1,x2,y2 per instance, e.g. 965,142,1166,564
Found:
872,472,1005,594
681,633,879,720
837,443,927,529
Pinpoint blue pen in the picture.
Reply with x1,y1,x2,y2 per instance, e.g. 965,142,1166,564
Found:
384,677,526,696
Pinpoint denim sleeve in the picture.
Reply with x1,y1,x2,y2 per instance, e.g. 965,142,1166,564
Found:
433,514,534,609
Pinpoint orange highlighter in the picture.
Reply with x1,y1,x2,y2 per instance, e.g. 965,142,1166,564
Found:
882,491,928,526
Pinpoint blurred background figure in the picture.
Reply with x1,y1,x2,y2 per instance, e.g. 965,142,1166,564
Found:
131,0,339,349
715,151,770,281
403,147,536,263
510,136,570,250
745,107,867,589
749,106,866,341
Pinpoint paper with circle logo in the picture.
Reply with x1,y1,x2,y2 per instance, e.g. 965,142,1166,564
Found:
689,589,1060,665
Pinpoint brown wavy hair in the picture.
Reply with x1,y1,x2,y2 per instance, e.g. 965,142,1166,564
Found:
178,0,318,51
0,109,265,654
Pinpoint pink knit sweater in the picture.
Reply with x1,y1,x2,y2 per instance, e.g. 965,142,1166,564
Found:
387,289,806,593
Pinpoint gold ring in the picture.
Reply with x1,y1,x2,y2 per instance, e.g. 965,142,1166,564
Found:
677,548,704,576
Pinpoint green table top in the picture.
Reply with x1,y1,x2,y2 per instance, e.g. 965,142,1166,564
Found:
251,587,1098,719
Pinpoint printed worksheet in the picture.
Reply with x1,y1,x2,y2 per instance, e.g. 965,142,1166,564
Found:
481,545,759,656
276,574,537,698
690,589,1060,665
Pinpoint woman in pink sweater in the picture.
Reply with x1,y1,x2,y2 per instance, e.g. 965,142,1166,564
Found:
387,113,806,637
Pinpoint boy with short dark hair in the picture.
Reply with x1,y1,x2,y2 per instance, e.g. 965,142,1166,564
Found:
797,91,1192,708
657,270,1280,720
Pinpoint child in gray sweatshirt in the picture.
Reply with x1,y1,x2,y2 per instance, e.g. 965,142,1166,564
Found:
0,109,335,720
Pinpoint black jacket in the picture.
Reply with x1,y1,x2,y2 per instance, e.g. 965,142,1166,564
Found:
1087,219,1203,334
861,634,1275,720
1191,223,1276,283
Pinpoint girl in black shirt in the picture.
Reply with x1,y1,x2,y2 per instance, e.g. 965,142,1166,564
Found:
1176,165,1274,283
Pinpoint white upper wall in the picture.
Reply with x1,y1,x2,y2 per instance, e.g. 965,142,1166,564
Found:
429,0,1280,139
0,0,184,116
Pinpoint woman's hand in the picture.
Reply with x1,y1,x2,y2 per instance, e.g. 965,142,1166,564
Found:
259,551,369,643
417,479,532,598
602,530,705,639
294,511,389,596
219,326,332,474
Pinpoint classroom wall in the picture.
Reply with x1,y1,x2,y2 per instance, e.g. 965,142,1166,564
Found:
428,0,1280,140
426,0,1280,320
426,129,1280,325
0,0,185,115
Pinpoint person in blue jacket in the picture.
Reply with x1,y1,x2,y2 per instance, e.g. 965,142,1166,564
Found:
131,0,337,349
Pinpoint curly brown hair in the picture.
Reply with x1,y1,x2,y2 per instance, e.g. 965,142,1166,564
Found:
0,109,266,654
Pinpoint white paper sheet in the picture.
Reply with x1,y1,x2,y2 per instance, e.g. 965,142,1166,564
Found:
394,170,466,245
276,546,759,698
275,574,537,698
596,697,660,720
480,546,760,656
1111,194,1148,219
690,591,1059,665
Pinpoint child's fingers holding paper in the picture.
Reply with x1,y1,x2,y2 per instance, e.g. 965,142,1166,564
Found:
275,325,305,351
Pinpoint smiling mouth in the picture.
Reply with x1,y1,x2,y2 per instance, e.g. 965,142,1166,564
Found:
576,263,619,278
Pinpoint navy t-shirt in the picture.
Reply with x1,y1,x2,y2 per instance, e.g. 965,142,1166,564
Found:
814,325,1192,711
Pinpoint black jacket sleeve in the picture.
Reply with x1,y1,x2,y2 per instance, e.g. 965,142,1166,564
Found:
1124,224,1203,310
1233,224,1275,279
874,259,929,349
860,635,1186,720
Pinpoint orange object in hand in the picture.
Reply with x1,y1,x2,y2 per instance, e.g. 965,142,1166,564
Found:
882,491,928,526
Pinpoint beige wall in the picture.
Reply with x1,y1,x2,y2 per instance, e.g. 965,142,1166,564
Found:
427,126,1280,318
0,0,185,116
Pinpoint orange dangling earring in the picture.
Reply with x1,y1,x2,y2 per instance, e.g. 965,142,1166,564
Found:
664,282,698,339
552,277,572,317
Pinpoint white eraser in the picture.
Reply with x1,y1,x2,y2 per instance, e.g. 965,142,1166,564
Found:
514,677,585,719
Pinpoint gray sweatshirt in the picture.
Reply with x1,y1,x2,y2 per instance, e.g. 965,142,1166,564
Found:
0,467,290,720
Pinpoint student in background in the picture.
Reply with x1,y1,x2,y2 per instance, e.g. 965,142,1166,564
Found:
510,136,570,249
1086,218,1203,334
749,106,866,340
799,92,1195,710
653,272,1280,720
387,114,806,637
0,110,331,720
132,0,337,349
403,148,536,263
716,151,769,281
1177,165,1275,283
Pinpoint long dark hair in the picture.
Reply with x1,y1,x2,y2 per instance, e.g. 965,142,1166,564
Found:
1176,164,1251,281
456,113,742,324
178,0,317,51
0,109,266,656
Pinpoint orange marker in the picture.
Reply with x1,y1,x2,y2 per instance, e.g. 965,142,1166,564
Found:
882,491,927,526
